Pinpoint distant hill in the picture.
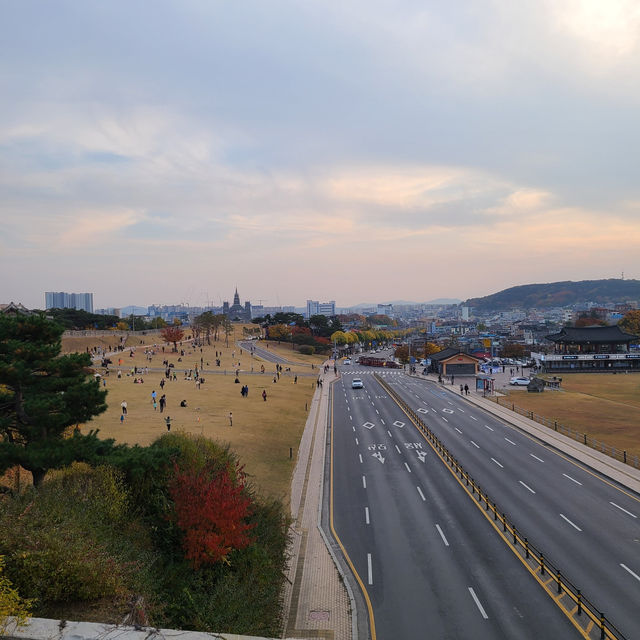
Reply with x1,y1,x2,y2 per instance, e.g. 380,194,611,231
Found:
465,279,640,311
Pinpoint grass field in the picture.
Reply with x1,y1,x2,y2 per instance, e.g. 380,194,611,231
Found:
74,329,327,502
501,373,640,459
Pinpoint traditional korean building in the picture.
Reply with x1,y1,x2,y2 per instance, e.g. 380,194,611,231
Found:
542,325,640,372
429,347,481,377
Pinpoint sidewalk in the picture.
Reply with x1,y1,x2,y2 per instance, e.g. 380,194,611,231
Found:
282,368,352,640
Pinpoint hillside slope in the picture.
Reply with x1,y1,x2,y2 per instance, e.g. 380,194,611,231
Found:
465,279,640,311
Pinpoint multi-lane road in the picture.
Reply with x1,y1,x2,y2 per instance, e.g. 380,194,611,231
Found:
329,362,639,639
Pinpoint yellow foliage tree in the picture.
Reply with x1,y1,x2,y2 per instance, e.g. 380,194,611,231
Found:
0,556,31,634
619,310,640,336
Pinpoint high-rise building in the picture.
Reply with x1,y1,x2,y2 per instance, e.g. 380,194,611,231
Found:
45,292,94,313
306,299,336,318
377,303,393,317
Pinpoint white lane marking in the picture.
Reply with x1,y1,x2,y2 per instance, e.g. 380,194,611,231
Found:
442,417,449,423
448,401,453,405
367,553,373,585
362,476,367,489
505,437,517,446
455,427,463,434
395,444,401,454
435,524,450,546
349,415,353,421
470,415,478,421
559,514,582,531
381,419,385,425
491,458,504,468
355,437,359,445
610,502,637,518
458,408,465,413
365,507,370,524
468,587,489,619
519,481,536,494
352,426,355,431
417,486,426,501
563,473,582,486
404,462,412,473
387,430,393,438
621,564,640,583
470,441,480,449
484,424,494,431
359,454,363,463
375,409,379,414
530,454,544,463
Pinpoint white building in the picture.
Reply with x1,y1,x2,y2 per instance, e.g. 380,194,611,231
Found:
306,299,336,318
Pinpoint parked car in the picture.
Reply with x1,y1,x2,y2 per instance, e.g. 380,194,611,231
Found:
351,378,364,389
509,376,530,386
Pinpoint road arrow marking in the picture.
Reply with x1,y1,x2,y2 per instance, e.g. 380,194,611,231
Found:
372,452,385,464
417,451,427,463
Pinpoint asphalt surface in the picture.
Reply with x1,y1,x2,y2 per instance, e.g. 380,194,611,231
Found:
381,372,640,638
330,367,581,639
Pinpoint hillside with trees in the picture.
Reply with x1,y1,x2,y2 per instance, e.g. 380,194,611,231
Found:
465,279,640,311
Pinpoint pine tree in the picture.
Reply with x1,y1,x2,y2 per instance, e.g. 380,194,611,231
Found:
0,314,108,487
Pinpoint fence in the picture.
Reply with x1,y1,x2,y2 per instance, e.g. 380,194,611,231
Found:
375,374,628,640
493,396,640,469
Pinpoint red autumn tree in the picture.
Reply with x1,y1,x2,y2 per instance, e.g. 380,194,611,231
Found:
169,463,254,568
161,326,184,351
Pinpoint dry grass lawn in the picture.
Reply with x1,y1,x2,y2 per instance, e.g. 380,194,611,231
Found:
502,373,640,459
72,330,327,502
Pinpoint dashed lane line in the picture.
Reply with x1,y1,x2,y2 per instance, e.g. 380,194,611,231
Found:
435,524,450,547
519,480,536,494
559,514,582,531
468,587,489,619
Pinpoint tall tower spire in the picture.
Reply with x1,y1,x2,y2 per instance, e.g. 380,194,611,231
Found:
233,288,240,306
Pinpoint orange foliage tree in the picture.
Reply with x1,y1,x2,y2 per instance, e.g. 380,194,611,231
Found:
161,326,184,351
168,463,254,568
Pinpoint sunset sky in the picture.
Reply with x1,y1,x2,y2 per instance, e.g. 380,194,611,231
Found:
2,1,639,310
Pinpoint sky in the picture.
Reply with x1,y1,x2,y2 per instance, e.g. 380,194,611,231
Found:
1,0,639,310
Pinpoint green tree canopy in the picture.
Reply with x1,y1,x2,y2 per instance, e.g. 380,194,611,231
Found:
0,314,108,486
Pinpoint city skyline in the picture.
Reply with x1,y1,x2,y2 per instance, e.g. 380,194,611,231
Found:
2,2,639,309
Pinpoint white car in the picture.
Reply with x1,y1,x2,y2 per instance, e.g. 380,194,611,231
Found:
509,376,530,386
351,378,364,389
343,359,352,365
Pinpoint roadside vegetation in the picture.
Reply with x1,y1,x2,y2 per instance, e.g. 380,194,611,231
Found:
0,314,290,634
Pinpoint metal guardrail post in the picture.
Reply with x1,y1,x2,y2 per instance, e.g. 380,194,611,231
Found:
600,613,606,639
525,537,529,559
502,513,507,531
513,526,517,545
557,570,562,594
540,553,545,575
577,590,582,615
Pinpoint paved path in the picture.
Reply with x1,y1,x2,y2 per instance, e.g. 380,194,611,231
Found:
282,365,353,640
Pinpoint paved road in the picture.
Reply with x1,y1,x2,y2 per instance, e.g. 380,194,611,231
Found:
384,372,640,638
330,369,580,639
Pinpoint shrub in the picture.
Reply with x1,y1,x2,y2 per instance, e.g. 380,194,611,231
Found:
168,462,254,568
298,345,315,355
0,556,32,634
0,464,139,605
